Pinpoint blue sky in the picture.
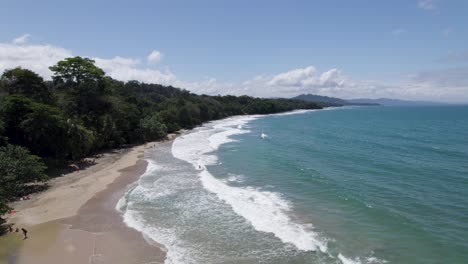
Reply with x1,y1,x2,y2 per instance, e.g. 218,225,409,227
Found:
1,0,468,102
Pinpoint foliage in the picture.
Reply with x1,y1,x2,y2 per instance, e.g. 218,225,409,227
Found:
0,145,47,215
0,96,94,160
0,119,6,147
0,57,326,217
140,113,167,141
0,67,52,103
49,56,105,86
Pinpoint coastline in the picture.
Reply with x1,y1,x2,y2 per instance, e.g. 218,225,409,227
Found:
0,109,328,264
1,136,177,264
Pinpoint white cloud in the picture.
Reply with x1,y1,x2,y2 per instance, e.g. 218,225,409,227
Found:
0,41,176,85
224,66,357,98
266,66,351,89
0,40,214,94
418,0,437,11
227,65,468,103
12,34,32,44
396,67,468,102
0,42,72,78
174,78,234,95
147,50,162,63
1,38,467,103
94,56,176,85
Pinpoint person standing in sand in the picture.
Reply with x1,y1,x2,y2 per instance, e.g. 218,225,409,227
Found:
21,228,28,239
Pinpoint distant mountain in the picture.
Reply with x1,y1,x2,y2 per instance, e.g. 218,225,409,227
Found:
293,94,348,105
292,94,449,107
292,94,379,106
347,98,447,106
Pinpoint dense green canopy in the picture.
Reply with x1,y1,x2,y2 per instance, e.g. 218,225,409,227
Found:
0,57,324,218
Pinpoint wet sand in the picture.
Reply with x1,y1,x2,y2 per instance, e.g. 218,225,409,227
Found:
1,138,175,264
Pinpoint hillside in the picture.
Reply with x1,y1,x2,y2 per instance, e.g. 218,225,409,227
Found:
292,94,379,106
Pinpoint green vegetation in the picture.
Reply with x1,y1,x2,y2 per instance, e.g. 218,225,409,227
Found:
0,145,47,216
0,57,322,220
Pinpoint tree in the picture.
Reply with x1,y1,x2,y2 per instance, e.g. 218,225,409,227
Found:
65,121,95,160
0,95,95,160
177,102,201,128
0,198,9,217
159,106,181,132
140,113,167,141
0,119,6,147
49,57,105,85
0,67,52,103
0,145,47,200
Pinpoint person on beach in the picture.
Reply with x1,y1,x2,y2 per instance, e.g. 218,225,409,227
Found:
21,228,28,239
8,225,13,233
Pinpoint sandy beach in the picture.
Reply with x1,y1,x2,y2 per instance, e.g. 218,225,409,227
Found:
1,138,174,264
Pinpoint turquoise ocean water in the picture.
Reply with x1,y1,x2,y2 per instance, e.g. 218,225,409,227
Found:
118,106,468,264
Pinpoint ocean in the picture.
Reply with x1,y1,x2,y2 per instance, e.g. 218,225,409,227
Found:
117,105,468,264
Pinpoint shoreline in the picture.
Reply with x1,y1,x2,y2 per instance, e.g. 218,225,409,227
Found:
1,136,177,264
0,109,327,264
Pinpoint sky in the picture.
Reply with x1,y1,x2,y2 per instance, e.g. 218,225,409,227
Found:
1,0,468,102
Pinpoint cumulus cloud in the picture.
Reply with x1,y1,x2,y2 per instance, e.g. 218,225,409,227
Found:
12,34,32,44
418,0,437,11
229,65,468,102
236,66,355,98
0,42,72,78
0,40,177,85
267,66,317,87
0,38,220,94
147,50,162,63
175,78,234,95
92,56,173,84
265,66,351,90
0,37,467,102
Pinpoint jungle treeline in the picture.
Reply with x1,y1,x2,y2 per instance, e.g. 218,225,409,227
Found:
0,56,323,216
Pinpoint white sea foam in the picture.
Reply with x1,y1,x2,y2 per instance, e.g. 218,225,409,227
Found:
115,162,159,213
119,158,195,264
226,174,245,183
208,128,249,150
115,183,136,213
271,109,319,116
122,209,191,264
337,253,388,264
338,254,362,264
120,109,384,264
198,169,328,252
138,159,161,180
172,114,328,252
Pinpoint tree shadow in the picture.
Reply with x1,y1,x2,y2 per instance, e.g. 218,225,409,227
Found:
0,219,8,235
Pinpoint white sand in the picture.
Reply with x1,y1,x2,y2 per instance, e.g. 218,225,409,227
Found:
7,142,155,227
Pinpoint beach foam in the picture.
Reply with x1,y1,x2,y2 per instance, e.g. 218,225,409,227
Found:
120,110,387,264
122,209,191,264
172,115,328,252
